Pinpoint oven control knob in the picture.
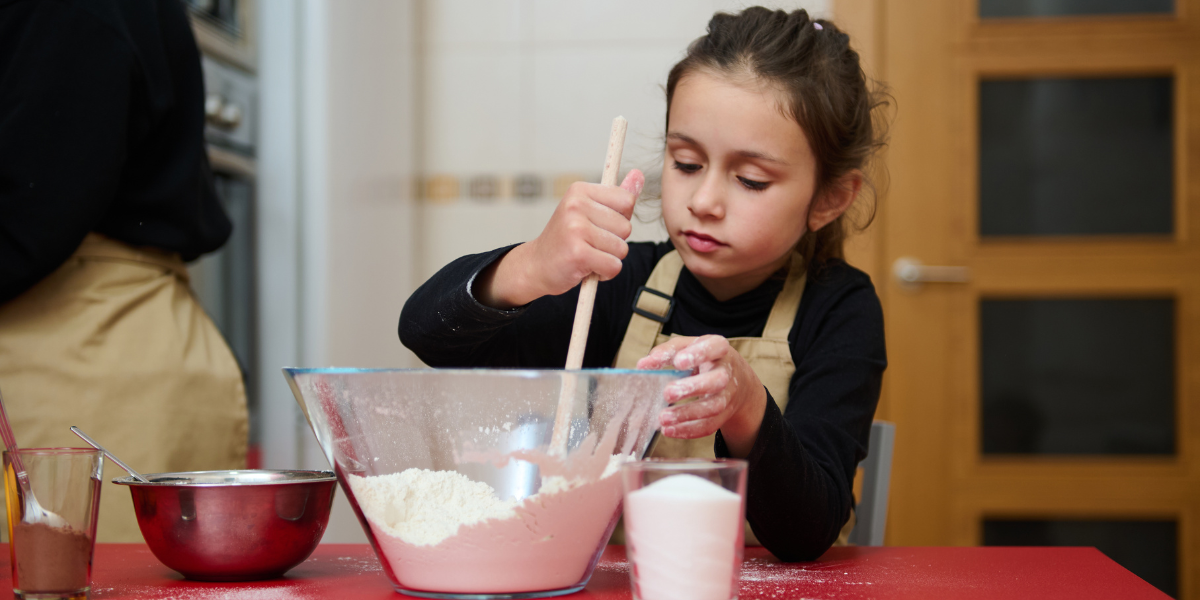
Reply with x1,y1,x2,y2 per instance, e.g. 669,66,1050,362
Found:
204,93,225,123
218,103,242,129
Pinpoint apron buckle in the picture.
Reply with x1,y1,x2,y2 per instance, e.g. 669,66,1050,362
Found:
632,286,675,323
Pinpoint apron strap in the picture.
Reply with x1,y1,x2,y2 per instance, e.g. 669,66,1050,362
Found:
612,251,684,369
761,254,807,341
614,250,806,367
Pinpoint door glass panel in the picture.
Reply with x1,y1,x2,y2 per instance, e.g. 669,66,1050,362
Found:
980,0,1174,18
983,519,1177,597
980,298,1174,455
979,77,1173,236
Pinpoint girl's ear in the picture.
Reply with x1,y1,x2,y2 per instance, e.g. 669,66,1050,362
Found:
808,170,863,233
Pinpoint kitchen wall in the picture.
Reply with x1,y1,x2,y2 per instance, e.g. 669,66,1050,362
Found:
258,0,420,543
416,0,832,282
258,0,832,544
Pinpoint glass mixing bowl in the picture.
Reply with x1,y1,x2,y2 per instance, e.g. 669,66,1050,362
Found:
283,368,683,599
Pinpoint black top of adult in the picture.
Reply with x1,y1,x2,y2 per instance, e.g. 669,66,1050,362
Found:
0,0,230,304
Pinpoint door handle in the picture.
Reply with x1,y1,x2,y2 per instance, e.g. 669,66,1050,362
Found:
892,257,970,289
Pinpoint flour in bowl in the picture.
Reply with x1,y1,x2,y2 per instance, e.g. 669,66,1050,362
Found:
348,469,518,546
346,453,629,594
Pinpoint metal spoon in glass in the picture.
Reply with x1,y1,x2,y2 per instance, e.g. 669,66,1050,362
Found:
70,426,149,483
0,386,67,527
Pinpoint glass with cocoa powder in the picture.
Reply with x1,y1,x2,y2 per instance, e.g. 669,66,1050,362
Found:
3,448,103,600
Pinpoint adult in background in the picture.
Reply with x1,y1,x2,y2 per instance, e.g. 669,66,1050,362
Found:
0,0,247,542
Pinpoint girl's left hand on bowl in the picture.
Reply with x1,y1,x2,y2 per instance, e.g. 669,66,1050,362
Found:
636,335,767,451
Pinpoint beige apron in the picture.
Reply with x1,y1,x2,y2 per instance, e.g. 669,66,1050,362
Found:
612,250,853,547
0,233,248,542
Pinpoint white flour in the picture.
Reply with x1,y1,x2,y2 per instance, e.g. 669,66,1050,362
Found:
348,469,518,546
347,454,627,547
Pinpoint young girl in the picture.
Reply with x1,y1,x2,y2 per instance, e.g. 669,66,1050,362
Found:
400,6,887,561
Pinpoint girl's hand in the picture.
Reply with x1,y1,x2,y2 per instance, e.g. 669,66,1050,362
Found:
476,170,645,309
636,334,767,457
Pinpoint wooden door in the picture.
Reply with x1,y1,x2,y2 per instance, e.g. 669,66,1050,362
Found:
838,0,1200,597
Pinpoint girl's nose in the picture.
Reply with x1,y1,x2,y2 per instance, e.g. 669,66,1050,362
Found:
688,172,725,219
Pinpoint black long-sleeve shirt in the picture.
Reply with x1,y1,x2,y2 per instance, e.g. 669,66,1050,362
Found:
0,0,229,304
399,241,886,560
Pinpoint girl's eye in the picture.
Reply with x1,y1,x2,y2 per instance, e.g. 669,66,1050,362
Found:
738,176,769,191
672,161,702,174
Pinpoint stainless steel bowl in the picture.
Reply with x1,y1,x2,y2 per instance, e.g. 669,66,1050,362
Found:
113,469,337,581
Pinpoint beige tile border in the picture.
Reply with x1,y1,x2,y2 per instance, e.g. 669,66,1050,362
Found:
419,172,603,203
422,174,460,203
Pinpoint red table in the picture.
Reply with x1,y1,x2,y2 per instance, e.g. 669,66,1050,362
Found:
1,544,1168,599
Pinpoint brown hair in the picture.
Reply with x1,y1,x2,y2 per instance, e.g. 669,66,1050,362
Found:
665,7,890,270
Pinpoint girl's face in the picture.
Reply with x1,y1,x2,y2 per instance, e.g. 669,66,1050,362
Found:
662,70,820,301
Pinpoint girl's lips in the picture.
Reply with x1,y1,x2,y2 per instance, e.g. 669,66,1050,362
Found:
683,231,724,253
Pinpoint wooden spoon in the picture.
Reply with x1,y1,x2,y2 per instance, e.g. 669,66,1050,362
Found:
549,116,629,455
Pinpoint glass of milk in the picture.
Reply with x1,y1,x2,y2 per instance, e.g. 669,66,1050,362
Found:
621,459,748,600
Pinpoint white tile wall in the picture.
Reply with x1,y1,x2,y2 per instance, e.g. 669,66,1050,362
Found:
529,0,829,44
426,0,524,47
530,45,681,173
417,0,832,279
424,48,524,173
529,0,717,44
421,201,558,280
714,0,830,18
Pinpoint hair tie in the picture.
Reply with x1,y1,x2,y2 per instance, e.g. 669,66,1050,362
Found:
813,22,823,30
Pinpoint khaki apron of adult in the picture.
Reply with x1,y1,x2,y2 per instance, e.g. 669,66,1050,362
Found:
611,250,854,547
0,233,248,542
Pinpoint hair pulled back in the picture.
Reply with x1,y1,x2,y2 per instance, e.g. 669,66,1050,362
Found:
665,7,889,268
